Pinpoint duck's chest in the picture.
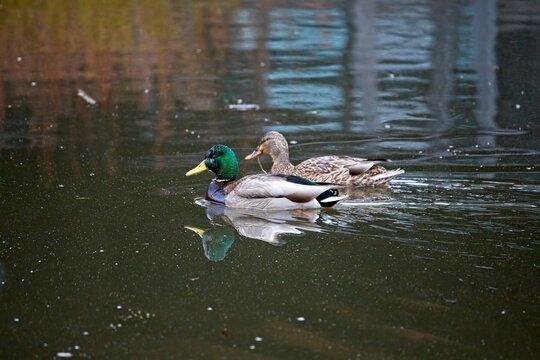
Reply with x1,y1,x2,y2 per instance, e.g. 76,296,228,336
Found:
206,181,227,204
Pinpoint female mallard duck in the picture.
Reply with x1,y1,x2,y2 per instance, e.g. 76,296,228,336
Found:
186,145,345,210
245,131,404,187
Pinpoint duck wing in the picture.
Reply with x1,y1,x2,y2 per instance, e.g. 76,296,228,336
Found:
232,174,336,203
297,155,384,175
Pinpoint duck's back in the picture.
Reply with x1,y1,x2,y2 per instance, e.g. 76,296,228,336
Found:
290,155,400,186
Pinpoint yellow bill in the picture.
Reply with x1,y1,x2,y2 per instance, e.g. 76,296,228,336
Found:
184,226,205,238
186,160,208,176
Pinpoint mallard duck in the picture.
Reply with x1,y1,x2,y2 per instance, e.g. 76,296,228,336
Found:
186,145,345,210
245,131,404,186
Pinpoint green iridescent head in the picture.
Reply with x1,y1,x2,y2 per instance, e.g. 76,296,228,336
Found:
186,145,239,181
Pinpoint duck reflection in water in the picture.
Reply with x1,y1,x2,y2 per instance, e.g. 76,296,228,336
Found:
185,201,323,261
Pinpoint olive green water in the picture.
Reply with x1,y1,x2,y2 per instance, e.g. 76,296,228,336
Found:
1,1,539,358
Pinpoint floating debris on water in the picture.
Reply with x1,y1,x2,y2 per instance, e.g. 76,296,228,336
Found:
228,100,260,111
228,103,260,111
56,352,73,358
77,89,97,105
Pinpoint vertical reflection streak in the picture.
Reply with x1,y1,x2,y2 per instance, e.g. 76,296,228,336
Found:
473,0,498,149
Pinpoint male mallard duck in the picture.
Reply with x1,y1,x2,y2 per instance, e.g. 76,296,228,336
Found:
245,131,404,187
186,145,345,210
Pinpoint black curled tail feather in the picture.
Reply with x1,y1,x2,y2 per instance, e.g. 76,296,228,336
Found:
316,188,340,207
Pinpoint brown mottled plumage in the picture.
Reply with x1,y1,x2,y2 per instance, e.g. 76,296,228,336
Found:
245,131,404,187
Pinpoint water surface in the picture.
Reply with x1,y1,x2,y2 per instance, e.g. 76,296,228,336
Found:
1,0,539,358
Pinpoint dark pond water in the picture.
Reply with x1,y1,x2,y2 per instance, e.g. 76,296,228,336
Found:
1,0,540,358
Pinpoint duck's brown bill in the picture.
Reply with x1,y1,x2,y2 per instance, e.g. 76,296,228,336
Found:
244,149,262,160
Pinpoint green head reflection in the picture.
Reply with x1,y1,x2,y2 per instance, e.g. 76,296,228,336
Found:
185,226,235,262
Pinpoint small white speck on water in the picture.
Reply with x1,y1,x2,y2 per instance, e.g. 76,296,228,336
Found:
255,336,263,342
144,89,149,93
99,249,104,253
249,345,255,350
289,140,298,145
384,124,391,129
89,172,95,176
501,309,506,315
83,331,89,336
515,104,521,109
57,184,64,188
17,57,22,62
56,352,73,358
390,73,395,78
116,305,122,310
14,317,20,322
296,316,305,322
31,81,36,86
207,307,213,311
